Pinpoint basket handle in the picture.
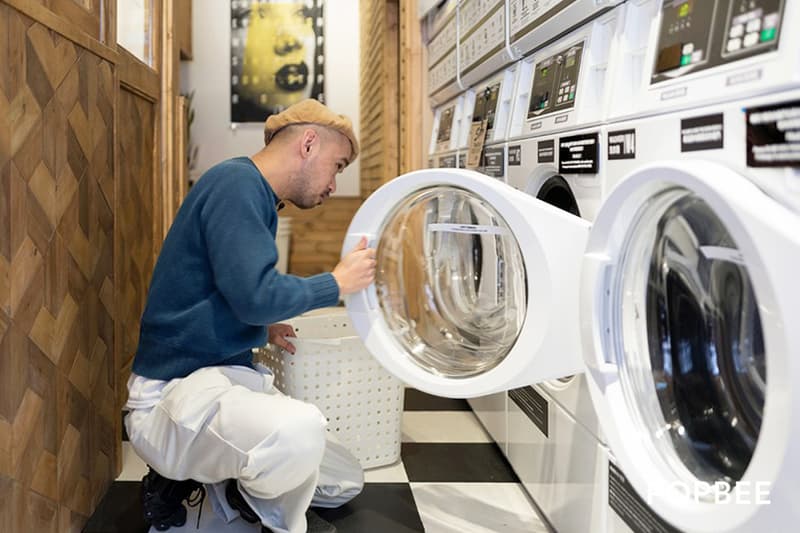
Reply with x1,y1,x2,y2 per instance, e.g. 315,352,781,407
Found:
286,337,345,348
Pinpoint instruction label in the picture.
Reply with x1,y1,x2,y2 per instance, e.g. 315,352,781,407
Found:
609,461,680,533
428,223,509,236
508,145,522,166
559,132,599,174
509,386,548,437
608,129,636,160
746,99,800,167
482,147,505,178
537,139,555,163
681,113,724,152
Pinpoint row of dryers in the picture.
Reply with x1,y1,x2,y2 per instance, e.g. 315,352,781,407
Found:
350,1,799,533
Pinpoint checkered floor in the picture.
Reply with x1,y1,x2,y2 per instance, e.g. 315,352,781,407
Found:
84,389,551,533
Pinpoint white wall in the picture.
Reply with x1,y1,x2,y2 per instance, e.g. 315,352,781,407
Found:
181,0,361,196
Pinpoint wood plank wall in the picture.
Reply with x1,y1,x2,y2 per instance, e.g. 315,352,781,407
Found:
1,4,118,530
359,0,399,199
282,199,363,277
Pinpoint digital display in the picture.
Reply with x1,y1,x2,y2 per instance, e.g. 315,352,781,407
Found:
653,0,715,75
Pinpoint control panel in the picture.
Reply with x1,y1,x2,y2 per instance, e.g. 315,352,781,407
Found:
528,42,584,119
652,0,784,84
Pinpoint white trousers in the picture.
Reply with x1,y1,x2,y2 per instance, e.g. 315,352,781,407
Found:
124,365,364,533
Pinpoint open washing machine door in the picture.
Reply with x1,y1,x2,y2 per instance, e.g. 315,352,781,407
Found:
581,160,800,532
342,168,590,398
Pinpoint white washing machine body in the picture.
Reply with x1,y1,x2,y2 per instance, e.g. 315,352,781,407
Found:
503,7,624,441
508,5,625,141
503,128,608,533
605,0,799,123
507,385,610,533
507,0,624,60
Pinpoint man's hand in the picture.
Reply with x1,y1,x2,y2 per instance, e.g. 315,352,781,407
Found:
332,236,377,296
268,323,297,354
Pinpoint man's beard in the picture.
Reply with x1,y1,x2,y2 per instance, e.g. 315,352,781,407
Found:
292,191,326,209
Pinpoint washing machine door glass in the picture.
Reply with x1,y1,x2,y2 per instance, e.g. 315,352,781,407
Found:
375,186,526,378
615,187,765,487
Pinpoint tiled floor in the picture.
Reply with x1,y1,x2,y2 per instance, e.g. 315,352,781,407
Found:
83,390,550,533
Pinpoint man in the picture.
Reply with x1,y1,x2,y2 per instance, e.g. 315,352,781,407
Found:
124,99,375,533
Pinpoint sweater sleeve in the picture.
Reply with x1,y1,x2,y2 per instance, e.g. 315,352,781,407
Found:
200,173,340,325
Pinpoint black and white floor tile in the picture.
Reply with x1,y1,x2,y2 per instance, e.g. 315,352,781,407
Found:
83,390,550,533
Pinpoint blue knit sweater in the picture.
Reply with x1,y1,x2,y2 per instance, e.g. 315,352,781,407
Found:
132,157,340,380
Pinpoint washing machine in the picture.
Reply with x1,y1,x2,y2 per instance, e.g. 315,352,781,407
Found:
507,0,624,60
457,62,521,453
342,108,800,532
598,84,800,532
504,3,624,431
341,87,800,533
428,93,468,169
500,9,624,531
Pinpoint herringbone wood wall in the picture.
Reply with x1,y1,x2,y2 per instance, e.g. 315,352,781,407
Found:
1,4,117,531
116,87,157,412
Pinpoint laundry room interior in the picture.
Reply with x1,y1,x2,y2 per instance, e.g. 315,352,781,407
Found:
2,0,799,532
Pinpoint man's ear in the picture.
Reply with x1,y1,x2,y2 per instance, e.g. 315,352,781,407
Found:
300,128,317,158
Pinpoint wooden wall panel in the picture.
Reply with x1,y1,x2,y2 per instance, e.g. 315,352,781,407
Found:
42,0,105,43
116,88,157,409
359,0,399,198
0,5,115,531
399,0,428,173
282,198,362,276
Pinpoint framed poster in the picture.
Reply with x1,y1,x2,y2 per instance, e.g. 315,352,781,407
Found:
231,0,325,122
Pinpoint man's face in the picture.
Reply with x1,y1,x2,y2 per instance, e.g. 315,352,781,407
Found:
292,129,351,208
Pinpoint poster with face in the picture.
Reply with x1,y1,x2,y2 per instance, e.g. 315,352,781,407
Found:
230,0,325,122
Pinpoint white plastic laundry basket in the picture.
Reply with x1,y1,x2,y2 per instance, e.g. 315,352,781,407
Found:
254,308,404,469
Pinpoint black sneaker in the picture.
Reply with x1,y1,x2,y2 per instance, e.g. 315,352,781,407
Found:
225,479,261,524
305,509,337,533
141,466,206,531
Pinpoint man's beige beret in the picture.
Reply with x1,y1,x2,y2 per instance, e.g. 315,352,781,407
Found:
264,99,360,163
